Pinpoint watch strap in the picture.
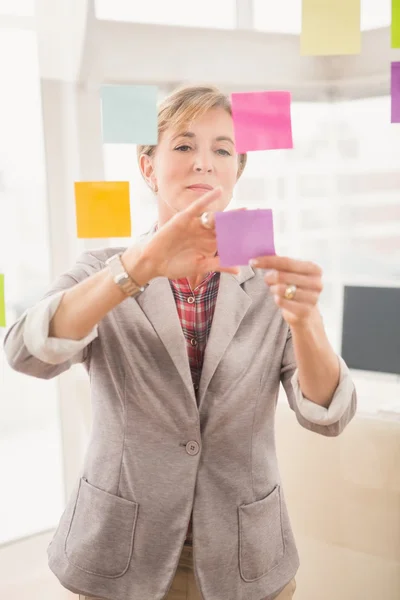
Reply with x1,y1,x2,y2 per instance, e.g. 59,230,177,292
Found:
105,253,148,297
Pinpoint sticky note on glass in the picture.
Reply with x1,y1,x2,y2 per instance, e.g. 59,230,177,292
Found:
75,181,131,238
393,0,400,48
215,209,275,267
301,0,361,56
100,85,158,144
391,63,400,123
0,274,5,328
231,91,293,153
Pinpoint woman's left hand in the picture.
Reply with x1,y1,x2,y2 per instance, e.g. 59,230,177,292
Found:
250,255,323,328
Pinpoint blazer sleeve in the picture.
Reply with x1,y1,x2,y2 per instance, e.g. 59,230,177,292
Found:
280,327,357,437
3,251,104,380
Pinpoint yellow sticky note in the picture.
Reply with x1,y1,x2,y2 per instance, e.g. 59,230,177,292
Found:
75,181,131,239
0,274,5,328
301,0,361,56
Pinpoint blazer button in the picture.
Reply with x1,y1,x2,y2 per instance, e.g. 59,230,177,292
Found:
186,441,200,455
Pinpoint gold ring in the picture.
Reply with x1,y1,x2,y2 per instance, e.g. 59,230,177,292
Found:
284,284,297,300
200,212,213,229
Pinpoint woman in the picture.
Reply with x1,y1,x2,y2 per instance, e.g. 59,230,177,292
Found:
4,85,357,600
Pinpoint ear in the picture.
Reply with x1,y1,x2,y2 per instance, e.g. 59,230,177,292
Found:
139,153,157,190
236,153,246,181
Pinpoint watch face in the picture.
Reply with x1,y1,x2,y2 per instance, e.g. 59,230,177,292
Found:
116,273,130,285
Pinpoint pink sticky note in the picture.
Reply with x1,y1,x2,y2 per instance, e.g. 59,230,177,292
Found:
215,209,276,267
231,91,293,153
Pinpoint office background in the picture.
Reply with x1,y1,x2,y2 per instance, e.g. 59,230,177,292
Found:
0,1,399,599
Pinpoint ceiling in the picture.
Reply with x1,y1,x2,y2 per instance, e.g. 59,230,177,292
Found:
0,0,399,101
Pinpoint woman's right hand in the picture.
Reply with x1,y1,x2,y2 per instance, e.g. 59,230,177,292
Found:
125,186,243,282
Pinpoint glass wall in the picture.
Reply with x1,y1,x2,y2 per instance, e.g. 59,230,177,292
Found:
95,0,236,29
1,0,399,550
253,0,391,33
0,0,34,16
102,93,400,364
102,91,400,366
236,97,400,351
0,29,64,545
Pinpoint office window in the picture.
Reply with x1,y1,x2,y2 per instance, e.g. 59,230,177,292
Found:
95,0,236,29
0,29,64,544
0,0,34,16
235,96,400,353
253,0,391,33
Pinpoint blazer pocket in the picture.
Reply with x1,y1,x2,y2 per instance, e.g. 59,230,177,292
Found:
65,477,138,578
238,484,285,582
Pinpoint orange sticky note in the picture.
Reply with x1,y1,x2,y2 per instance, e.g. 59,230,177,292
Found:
75,181,131,238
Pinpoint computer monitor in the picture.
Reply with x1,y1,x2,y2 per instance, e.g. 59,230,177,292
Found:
341,286,400,376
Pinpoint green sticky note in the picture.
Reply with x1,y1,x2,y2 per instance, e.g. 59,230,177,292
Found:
0,274,5,328
100,84,158,144
393,0,400,48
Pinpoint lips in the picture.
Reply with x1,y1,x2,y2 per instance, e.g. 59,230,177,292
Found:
187,184,214,191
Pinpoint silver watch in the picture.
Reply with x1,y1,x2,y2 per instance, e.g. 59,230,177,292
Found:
105,253,148,297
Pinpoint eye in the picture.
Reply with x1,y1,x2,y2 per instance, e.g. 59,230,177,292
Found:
216,149,232,156
175,145,192,152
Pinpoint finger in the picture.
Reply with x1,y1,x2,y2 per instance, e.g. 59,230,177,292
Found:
204,211,216,230
186,186,223,217
199,206,247,230
268,284,320,306
204,256,240,275
265,271,323,292
273,296,315,321
251,255,322,276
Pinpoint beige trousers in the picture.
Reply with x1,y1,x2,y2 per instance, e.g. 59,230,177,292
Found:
163,545,297,600
79,544,297,600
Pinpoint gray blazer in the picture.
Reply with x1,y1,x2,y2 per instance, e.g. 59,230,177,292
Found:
3,226,357,600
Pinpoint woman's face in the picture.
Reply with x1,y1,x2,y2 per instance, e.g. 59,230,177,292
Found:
141,107,239,224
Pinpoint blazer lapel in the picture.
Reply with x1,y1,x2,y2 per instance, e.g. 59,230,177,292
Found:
134,224,195,400
133,224,256,406
197,267,254,410
136,276,195,401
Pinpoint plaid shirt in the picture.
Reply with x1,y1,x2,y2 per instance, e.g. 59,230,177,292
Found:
154,223,220,545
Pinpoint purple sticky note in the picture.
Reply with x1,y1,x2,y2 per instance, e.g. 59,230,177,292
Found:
215,209,276,267
231,91,293,153
391,62,400,123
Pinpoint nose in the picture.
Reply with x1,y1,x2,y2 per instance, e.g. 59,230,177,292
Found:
193,150,213,173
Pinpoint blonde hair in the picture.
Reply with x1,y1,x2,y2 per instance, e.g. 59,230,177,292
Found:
137,84,247,181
